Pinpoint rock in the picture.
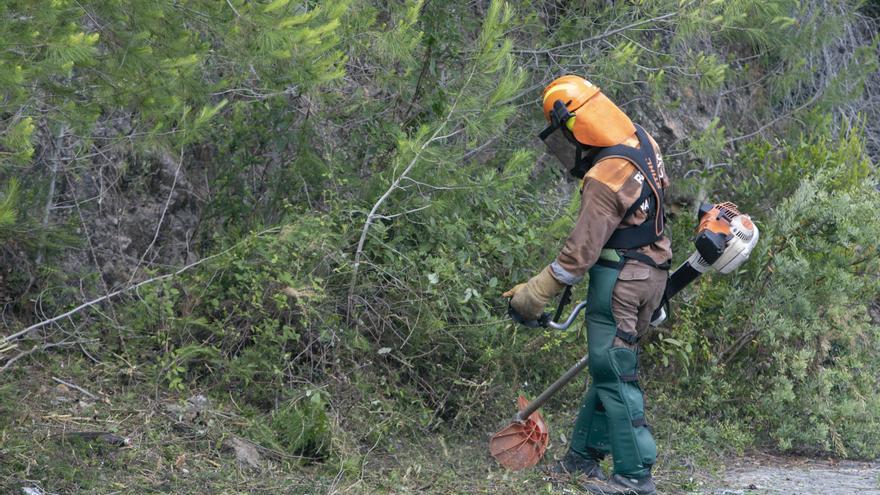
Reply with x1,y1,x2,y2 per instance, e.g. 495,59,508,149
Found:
659,112,686,141
186,394,210,414
165,394,212,423
222,436,262,470
58,144,203,288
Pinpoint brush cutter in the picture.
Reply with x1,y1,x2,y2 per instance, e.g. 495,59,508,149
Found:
490,202,759,471
490,288,588,471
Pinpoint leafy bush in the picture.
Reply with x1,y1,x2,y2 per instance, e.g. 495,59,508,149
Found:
128,218,343,407
272,392,332,459
647,130,880,457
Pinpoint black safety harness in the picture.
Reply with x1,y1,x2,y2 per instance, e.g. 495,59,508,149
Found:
588,124,670,271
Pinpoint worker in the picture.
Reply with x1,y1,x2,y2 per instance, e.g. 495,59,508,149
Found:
503,75,671,495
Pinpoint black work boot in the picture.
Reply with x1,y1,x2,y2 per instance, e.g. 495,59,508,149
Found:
547,449,606,480
580,473,657,495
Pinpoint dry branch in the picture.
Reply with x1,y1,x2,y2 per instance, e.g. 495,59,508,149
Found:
1,228,279,350
346,66,477,315
52,376,98,400
512,12,679,56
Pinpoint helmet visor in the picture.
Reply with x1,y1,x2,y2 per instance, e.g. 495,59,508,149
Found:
539,124,578,173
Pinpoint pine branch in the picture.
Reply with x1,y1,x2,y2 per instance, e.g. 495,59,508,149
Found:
512,12,679,56
225,0,241,18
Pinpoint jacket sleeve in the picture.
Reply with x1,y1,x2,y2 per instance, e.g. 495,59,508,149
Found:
550,159,637,285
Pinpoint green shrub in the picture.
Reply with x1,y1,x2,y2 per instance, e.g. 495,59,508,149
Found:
272,392,332,459
648,131,880,457
5,4,879,487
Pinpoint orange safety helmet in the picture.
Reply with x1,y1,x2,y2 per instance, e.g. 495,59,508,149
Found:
542,75,635,147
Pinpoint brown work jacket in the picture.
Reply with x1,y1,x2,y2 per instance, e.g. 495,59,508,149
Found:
549,131,672,286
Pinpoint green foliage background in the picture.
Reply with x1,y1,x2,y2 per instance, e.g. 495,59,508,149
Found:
1,0,879,492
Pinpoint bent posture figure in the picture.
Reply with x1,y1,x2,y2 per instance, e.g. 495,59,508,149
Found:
504,76,671,495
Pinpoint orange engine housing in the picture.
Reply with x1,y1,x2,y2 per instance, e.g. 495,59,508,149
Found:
697,202,743,236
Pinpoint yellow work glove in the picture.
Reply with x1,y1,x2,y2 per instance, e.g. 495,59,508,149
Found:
502,266,565,321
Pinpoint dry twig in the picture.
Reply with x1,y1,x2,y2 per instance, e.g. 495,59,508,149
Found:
51,376,98,400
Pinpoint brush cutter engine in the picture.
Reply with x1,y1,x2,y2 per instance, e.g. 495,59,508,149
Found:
650,202,759,326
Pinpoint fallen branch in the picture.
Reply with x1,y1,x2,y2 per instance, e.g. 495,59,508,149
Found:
0,339,92,372
52,376,98,400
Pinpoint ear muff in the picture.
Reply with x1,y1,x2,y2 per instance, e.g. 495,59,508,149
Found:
542,77,600,121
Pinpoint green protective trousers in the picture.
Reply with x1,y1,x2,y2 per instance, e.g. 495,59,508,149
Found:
569,263,656,479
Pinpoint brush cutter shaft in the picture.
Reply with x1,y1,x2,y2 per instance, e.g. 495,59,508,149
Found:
515,353,590,421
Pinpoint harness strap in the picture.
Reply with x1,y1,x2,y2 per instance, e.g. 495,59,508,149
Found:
606,223,661,252
615,328,640,346
590,124,666,250
631,417,649,428
597,249,670,271
596,257,624,269
619,250,671,271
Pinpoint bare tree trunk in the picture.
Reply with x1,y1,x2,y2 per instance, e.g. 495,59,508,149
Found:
35,123,67,267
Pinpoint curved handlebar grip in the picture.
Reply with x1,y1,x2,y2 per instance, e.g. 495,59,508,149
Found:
507,301,588,331
546,300,588,330
507,303,551,328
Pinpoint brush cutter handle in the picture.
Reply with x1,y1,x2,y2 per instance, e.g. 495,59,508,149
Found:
507,304,551,328
507,297,588,330
545,300,588,330
515,352,590,422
